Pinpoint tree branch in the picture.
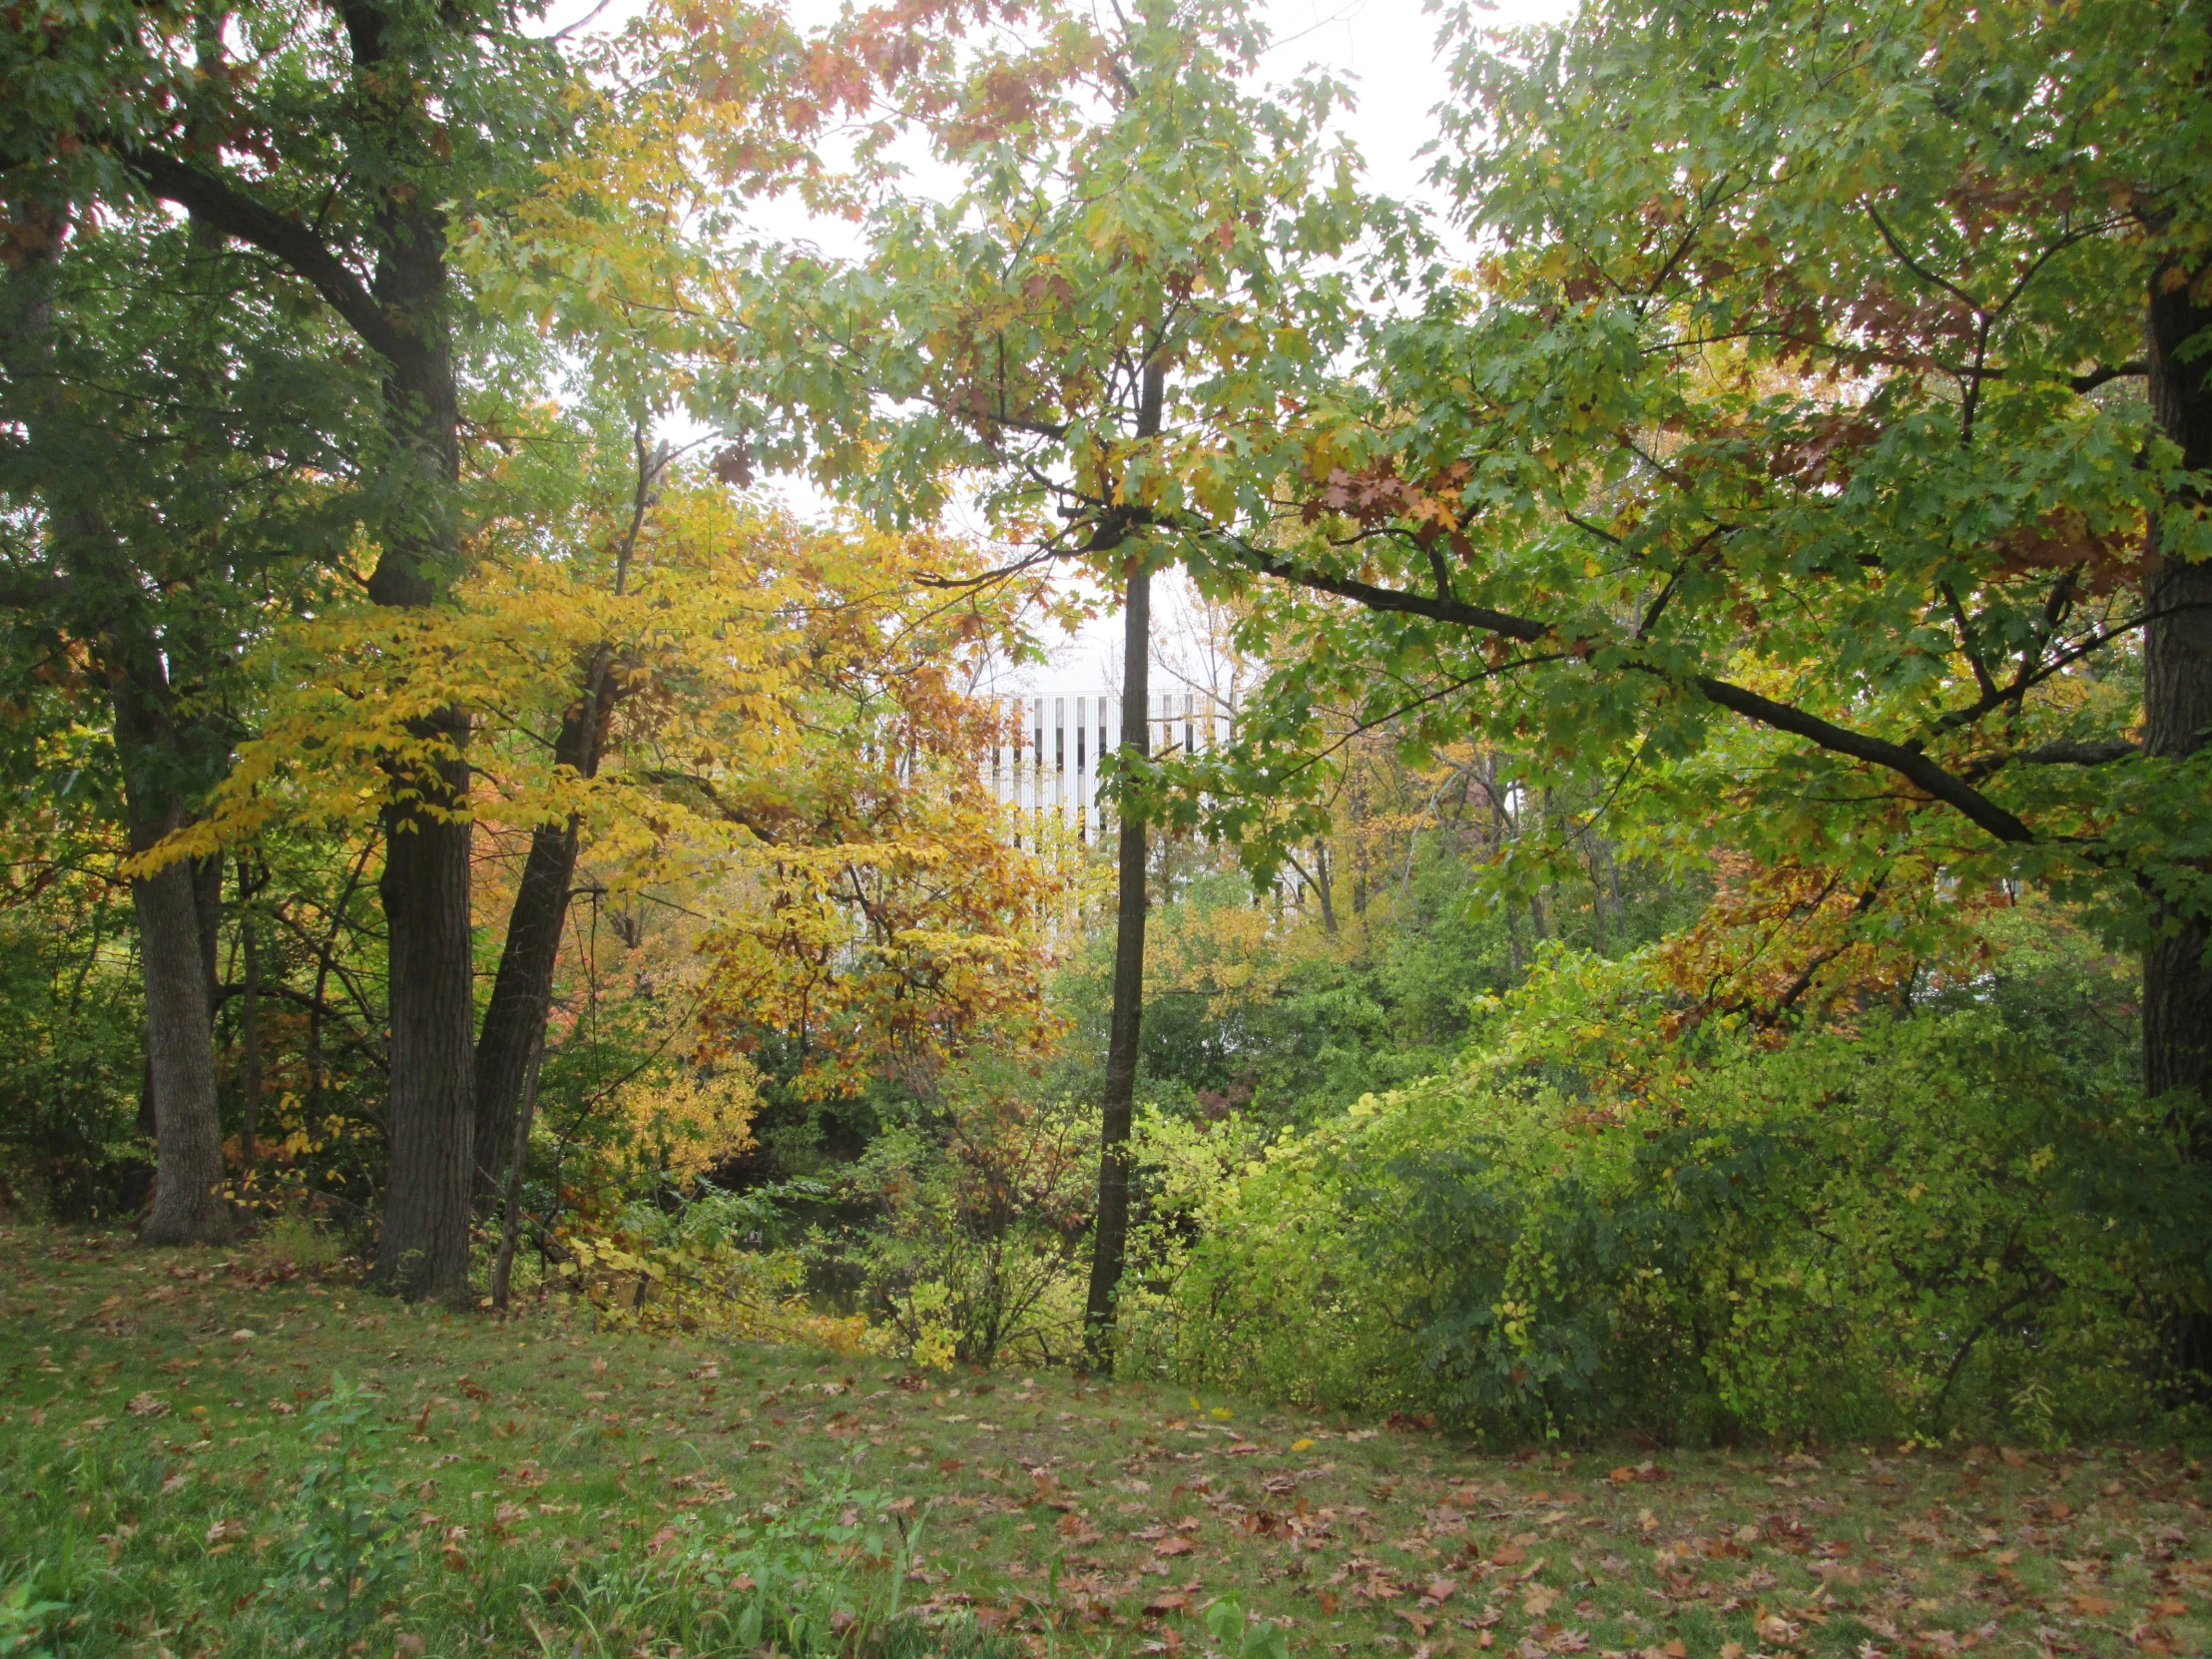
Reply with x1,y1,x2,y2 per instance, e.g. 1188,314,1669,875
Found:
120,149,407,364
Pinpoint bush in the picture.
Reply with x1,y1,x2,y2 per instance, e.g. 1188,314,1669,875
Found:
1166,961,2201,1443
828,1096,1097,1371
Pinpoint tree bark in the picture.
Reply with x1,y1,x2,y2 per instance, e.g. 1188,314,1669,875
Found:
132,820,234,1246
2143,256,2212,1128
1082,540,1153,1372
351,0,476,1301
472,703,594,1199
238,856,264,1169
373,743,476,1301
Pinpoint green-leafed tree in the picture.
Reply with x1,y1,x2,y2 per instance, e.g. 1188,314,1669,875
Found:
3,0,581,1291
727,0,1384,1367
0,196,368,1244
1174,0,2211,1120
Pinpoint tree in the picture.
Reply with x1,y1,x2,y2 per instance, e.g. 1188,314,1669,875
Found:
4,0,591,1294
1116,0,2212,1145
0,180,367,1244
728,0,1379,1370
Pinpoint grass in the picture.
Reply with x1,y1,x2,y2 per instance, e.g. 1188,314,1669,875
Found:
2,1221,2209,1659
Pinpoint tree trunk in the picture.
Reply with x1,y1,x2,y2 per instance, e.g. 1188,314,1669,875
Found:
475,441,659,1199
372,738,476,1301
356,75,476,1300
2143,256,2212,1128
473,714,590,1200
131,798,234,1247
0,226,232,1246
239,856,263,1169
1082,542,1153,1372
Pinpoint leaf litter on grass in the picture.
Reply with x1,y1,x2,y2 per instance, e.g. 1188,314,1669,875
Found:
1,1223,2209,1657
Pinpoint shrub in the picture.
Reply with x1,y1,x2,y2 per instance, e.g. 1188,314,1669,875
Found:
830,1097,1097,1370
1167,970,2199,1443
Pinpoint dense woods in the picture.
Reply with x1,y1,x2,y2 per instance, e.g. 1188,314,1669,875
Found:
2,0,2209,1464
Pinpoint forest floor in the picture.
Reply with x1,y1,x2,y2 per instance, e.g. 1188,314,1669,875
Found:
1,1222,2207,1659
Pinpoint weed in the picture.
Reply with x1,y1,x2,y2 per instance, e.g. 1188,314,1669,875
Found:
267,1376,414,1644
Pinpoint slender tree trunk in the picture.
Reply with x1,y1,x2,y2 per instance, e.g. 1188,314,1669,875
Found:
238,857,263,1169
490,1028,546,1313
473,716,590,1199
475,439,658,1200
1083,539,1154,1372
2144,256,2212,1126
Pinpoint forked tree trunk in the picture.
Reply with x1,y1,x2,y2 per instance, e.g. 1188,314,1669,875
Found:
2143,259,2212,1128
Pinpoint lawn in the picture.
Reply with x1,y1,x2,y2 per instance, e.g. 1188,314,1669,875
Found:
1,1221,2206,1659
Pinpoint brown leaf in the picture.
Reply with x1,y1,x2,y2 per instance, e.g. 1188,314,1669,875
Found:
1144,1592,1192,1616
1153,1537,1196,1557
2073,1593,2117,1616
126,1392,168,1418
1491,1543,1527,1567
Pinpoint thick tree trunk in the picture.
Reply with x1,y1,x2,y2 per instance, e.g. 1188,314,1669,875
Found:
372,735,476,1301
1082,550,1152,1371
2144,259,2212,1126
134,850,234,1245
354,50,477,1299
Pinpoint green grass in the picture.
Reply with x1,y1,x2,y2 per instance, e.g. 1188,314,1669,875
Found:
2,1221,2208,1658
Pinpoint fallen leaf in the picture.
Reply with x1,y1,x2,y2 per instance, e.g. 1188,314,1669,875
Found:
1492,1543,1527,1567
1522,1586,1559,1617
126,1392,168,1418
1153,1536,1196,1557
2072,1593,2116,1616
